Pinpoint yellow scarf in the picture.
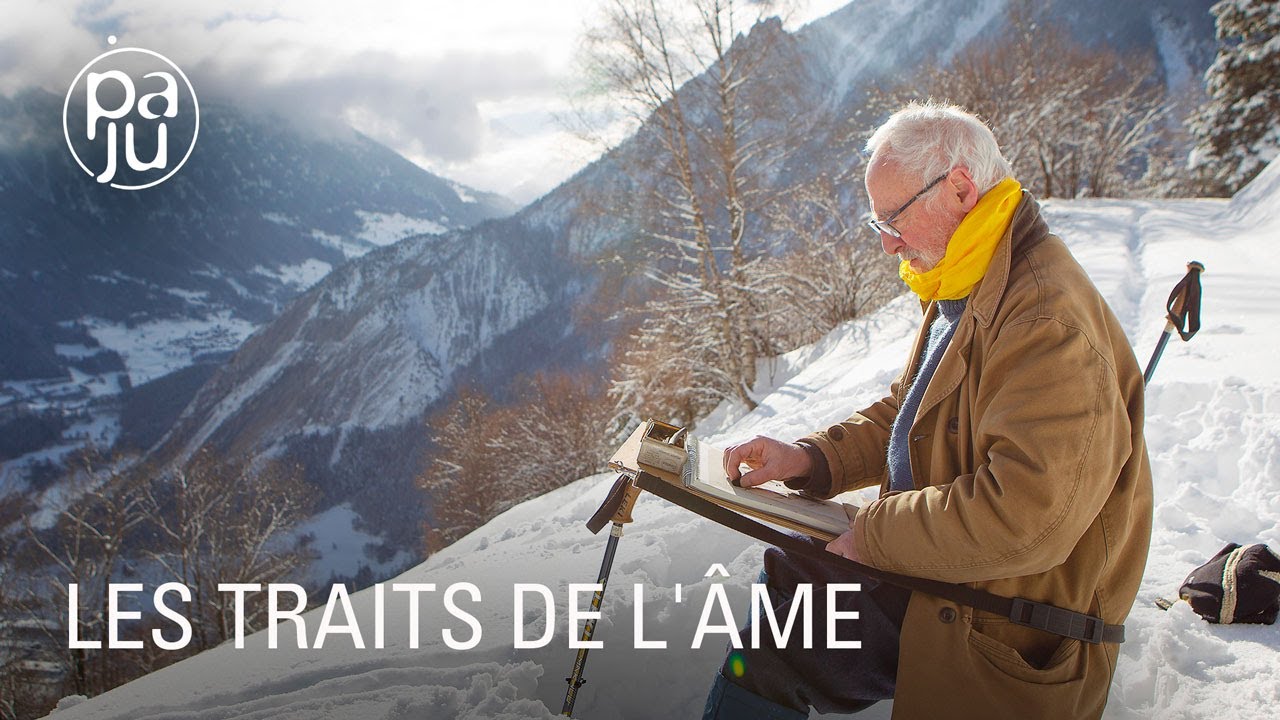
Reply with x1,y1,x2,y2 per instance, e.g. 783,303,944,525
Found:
899,177,1023,302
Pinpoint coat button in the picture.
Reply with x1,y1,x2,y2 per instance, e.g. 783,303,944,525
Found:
947,417,959,434
828,426,845,441
938,607,957,624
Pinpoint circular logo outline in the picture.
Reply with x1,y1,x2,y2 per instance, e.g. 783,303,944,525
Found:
62,46,200,191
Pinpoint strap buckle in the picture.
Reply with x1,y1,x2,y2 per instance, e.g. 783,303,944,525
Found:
1009,597,1105,644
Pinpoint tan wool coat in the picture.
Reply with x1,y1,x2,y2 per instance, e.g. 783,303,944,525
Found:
801,193,1153,719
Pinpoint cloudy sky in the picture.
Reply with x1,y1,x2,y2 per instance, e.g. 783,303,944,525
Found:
0,0,849,205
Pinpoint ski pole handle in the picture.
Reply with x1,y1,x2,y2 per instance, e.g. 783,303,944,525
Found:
1165,261,1204,341
1144,261,1205,385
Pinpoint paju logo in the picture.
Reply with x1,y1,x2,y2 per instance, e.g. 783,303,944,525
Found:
62,36,199,190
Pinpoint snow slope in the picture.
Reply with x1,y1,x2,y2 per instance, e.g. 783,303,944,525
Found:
46,163,1280,718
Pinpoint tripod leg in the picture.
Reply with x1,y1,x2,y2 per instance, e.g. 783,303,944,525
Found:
562,522,624,716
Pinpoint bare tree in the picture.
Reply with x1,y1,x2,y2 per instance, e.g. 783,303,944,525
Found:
585,0,803,413
754,169,899,348
418,373,618,552
0,493,56,720
22,449,149,697
609,306,709,429
8,447,311,706
491,371,617,493
418,386,512,551
867,1,1171,199
143,449,314,649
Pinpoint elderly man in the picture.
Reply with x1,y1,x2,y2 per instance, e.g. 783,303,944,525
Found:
701,102,1152,719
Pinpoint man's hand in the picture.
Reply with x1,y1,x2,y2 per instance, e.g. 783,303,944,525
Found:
825,528,861,562
722,436,812,488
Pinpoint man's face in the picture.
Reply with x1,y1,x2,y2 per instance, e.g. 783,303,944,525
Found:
865,156,957,272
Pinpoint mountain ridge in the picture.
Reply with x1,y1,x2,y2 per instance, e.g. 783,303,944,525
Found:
0,88,515,484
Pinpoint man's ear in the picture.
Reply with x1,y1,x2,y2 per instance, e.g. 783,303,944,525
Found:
951,167,980,212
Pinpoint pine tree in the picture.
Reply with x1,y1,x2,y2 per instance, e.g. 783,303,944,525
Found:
1190,0,1280,193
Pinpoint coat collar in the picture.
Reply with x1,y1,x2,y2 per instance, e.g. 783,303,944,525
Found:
966,190,1048,328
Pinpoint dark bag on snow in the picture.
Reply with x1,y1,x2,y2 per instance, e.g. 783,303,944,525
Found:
1179,543,1280,624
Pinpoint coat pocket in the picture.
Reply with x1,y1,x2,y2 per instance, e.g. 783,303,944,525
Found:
966,623,1085,686
892,596,1109,720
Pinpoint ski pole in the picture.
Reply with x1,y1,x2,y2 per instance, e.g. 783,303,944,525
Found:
562,475,641,717
1143,261,1204,386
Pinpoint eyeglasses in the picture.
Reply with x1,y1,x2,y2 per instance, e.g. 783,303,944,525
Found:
866,172,949,238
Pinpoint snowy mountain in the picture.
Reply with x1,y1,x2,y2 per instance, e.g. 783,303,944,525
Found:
142,205,613,568
0,88,514,485
42,153,1280,720
135,0,1221,579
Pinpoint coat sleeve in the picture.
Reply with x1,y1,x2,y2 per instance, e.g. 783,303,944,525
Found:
854,316,1132,583
796,384,901,499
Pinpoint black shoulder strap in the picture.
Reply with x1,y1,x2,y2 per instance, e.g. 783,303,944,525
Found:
633,471,1124,645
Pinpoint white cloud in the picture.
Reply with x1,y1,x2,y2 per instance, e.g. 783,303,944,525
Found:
0,0,848,203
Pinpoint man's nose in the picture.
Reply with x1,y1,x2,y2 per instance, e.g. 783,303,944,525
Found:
880,232,901,256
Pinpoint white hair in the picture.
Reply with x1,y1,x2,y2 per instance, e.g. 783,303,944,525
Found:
864,101,1012,200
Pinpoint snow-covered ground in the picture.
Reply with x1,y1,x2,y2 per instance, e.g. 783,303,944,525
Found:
44,162,1280,718
254,259,335,293
354,210,449,247
83,310,259,388
294,503,416,586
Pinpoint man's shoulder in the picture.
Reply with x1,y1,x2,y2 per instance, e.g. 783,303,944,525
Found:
1000,232,1107,327
988,231,1137,379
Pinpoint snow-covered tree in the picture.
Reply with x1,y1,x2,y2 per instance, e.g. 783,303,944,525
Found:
1189,0,1280,193
584,0,800,414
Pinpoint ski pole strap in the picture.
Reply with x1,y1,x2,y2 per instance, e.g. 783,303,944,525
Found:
1165,261,1204,341
586,475,633,534
634,471,1124,645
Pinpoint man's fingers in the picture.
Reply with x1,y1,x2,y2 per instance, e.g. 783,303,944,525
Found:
723,440,763,481
723,445,745,480
737,467,778,488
